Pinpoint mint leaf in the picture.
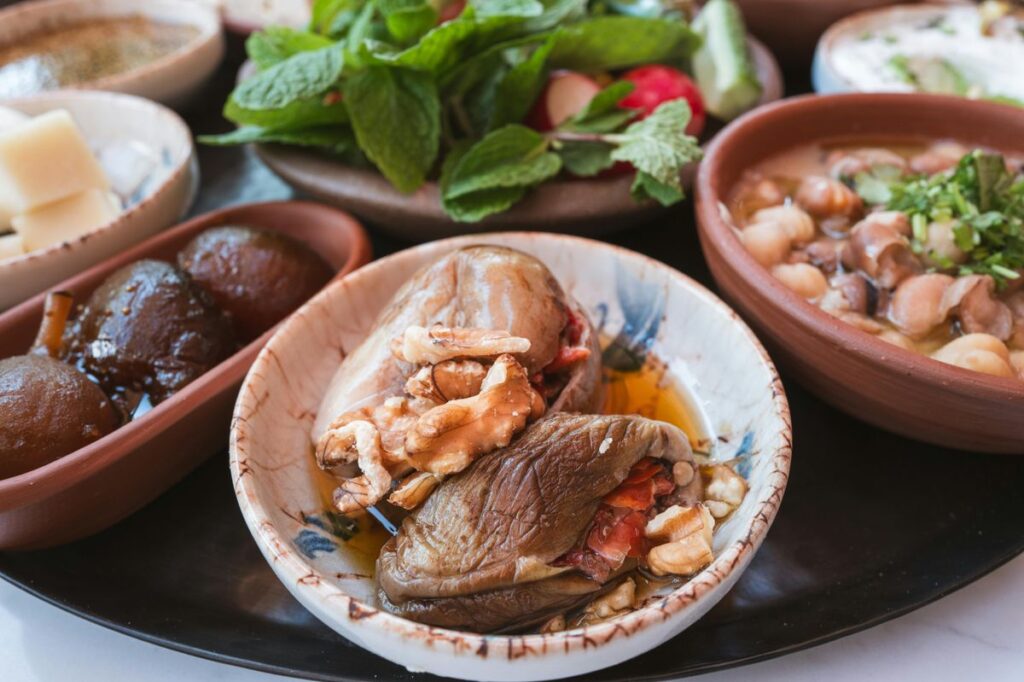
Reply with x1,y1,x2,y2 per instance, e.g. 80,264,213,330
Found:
548,16,700,71
490,35,556,129
367,7,478,74
441,124,561,221
343,66,440,192
631,170,684,206
609,99,702,192
230,45,344,111
310,0,352,35
380,0,436,44
199,125,356,155
247,28,334,69
561,80,635,133
558,141,614,176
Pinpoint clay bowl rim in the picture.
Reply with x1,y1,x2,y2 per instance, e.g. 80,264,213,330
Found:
251,36,784,229
230,231,793,659
0,200,372,510
0,0,224,96
0,90,195,271
695,92,1024,405
816,3,962,94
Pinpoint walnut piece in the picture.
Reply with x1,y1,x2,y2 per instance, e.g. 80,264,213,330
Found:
316,421,393,513
392,325,531,365
703,464,749,520
404,354,543,474
387,471,444,509
645,504,715,546
580,578,637,623
647,533,714,577
404,360,487,404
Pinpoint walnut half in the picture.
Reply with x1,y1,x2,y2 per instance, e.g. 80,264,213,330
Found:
404,354,543,475
645,504,715,577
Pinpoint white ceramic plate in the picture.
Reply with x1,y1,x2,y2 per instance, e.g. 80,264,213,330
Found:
0,0,225,108
0,91,197,311
229,233,792,681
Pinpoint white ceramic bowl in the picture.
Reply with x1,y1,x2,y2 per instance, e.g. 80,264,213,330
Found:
812,3,1000,96
230,233,792,681
0,91,197,310
0,0,224,108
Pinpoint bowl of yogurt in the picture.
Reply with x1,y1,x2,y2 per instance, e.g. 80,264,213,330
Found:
813,2,1024,105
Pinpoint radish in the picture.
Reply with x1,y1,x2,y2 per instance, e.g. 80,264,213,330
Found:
525,71,602,132
619,65,706,137
436,0,466,24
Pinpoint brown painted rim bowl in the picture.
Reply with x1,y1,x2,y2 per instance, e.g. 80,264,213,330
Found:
254,37,784,242
0,0,225,109
0,201,372,550
695,92,1024,454
229,232,792,680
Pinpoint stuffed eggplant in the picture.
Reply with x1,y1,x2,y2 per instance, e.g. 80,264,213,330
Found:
376,413,723,633
312,247,603,515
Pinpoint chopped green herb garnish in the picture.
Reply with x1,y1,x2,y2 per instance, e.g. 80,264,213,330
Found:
883,150,1024,285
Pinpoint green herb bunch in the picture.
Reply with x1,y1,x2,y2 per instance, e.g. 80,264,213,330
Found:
202,0,705,221
883,151,1024,285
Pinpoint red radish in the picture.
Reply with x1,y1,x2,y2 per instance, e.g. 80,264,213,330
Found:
436,0,466,24
620,65,706,137
525,71,602,132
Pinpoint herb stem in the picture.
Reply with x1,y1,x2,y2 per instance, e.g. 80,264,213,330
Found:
547,131,619,144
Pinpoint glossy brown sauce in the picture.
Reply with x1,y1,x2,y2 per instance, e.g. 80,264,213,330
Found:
0,16,200,98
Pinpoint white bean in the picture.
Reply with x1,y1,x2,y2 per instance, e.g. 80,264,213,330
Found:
741,221,791,267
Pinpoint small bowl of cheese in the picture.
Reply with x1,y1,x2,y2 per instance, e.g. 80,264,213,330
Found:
0,91,196,310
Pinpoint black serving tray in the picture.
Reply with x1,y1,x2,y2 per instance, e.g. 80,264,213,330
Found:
1,29,1022,682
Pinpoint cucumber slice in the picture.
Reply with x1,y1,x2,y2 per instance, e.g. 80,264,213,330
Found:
692,0,762,120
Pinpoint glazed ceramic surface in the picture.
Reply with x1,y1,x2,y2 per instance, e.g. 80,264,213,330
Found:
0,91,197,311
230,233,792,681
695,93,1024,452
0,201,371,550
0,0,225,107
255,38,783,242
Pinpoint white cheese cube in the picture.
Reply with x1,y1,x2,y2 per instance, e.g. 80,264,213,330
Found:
0,106,28,132
0,232,23,261
11,189,120,253
0,110,110,213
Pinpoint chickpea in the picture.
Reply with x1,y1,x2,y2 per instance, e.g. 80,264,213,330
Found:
752,205,816,244
909,142,968,175
861,210,911,237
827,148,907,179
888,273,955,338
1010,350,1024,376
771,263,828,299
741,221,791,267
748,179,786,211
932,334,1015,378
877,329,916,351
795,176,863,221
923,220,967,267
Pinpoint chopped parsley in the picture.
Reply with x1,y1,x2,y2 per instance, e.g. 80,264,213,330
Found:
883,150,1024,285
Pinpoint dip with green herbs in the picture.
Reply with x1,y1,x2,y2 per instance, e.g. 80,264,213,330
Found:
822,4,1024,105
0,16,200,98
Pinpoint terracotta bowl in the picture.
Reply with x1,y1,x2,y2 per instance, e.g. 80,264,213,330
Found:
230,233,792,680
254,38,783,242
736,0,916,70
0,91,197,311
0,201,371,550
0,0,225,108
695,93,1024,453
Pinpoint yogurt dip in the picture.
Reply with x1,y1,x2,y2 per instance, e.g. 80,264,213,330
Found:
814,4,1024,104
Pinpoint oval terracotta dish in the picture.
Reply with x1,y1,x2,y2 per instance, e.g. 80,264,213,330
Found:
0,201,371,550
0,0,225,108
0,91,197,311
736,0,915,69
230,233,791,680
255,38,783,241
695,93,1024,453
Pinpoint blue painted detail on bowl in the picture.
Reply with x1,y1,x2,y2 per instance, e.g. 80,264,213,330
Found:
294,529,337,559
602,264,666,372
734,431,755,478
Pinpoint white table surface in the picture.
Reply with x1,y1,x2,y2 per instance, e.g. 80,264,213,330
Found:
0,553,1020,682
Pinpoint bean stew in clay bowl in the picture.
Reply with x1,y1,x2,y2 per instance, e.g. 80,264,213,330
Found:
230,233,792,680
696,93,1024,453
